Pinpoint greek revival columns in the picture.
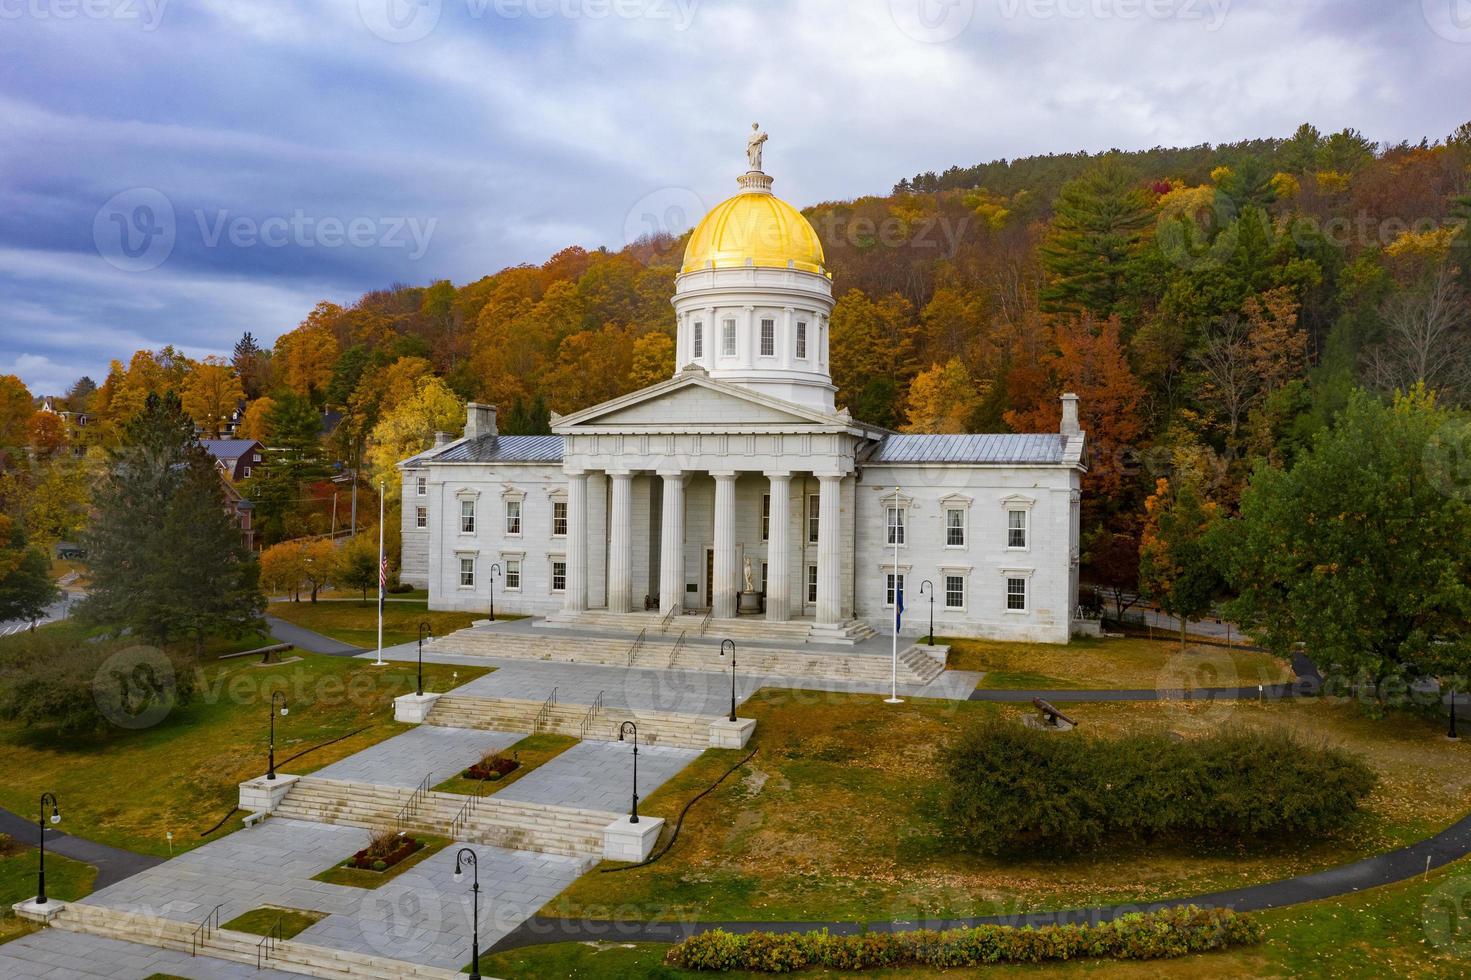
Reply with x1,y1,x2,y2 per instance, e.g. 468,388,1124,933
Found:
607,471,634,613
765,472,791,622
711,471,738,619
658,471,685,614
816,472,843,625
564,470,588,613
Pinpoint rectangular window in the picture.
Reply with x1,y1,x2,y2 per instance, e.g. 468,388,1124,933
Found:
722,318,737,357
761,562,768,596
459,557,475,588
460,499,475,534
1007,577,1027,611
1008,510,1028,548
885,572,906,607
806,564,818,604
415,506,427,529
552,500,567,537
946,508,966,547
795,320,807,359
242,466,252,478
945,575,965,609
505,499,522,535
760,318,775,356
761,493,770,541
692,321,703,358
505,559,521,590
807,494,820,543
416,476,427,496
551,560,567,593
886,506,905,545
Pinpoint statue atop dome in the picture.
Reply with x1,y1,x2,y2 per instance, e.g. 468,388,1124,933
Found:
746,122,767,172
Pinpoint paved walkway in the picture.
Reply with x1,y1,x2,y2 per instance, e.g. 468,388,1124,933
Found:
76,816,588,969
0,930,309,979
492,740,701,813
264,614,364,656
310,724,524,788
0,806,161,889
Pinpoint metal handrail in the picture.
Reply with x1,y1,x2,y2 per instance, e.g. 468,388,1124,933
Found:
190,903,223,956
625,627,648,666
533,687,558,733
392,771,433,836
256,916,284,969
658,604,678,633
579,691,604,739
667,630,687,668
699,608,714,636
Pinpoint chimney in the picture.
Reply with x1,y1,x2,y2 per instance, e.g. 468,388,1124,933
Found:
433,431,452,447
463,403,497,441
1059,393,1080,436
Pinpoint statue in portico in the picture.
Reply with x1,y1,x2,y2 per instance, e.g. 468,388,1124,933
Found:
743,555,755,593
746,123,768,172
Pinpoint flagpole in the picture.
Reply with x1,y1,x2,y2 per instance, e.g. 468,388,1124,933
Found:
885,490,903,705
372,480,387,667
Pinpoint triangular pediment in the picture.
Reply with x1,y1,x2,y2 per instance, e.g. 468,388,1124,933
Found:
553,372,849,431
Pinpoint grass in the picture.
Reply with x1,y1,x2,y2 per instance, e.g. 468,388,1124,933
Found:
0,634,488,857
543,690,1471,925
312,833,451,888
0,833,96,946
943,635,1293,690
221,905,327,939
268,598,479,648
495,856,1471,977
431,733,578,797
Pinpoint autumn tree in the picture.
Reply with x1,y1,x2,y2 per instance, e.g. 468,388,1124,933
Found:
182,357,245,438
27,411,67,457
238,396,276,442
0,514,57,626
259,539,307,600
366,376,465,501
274,305,342,402
903,359,983,433
334,533,380,601
628,331,675,389
1365,263,1470,405
1138,475,1227,647
0,375,33,451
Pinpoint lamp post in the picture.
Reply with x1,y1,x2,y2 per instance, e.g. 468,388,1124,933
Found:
416,621,433,697
487,563,502,622
267,692,288,780
35,793,59,906
618,721,640,823
1450,683,1460,741
453,848,481,980
719,639,737,722
919,580,934,647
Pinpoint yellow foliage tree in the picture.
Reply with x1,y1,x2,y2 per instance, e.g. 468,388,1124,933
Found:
182,357,245,438
902,359,983,433
366,376,466,503
238,396,276,442
627,331,675,389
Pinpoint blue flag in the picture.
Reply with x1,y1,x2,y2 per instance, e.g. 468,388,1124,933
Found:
895,581,905,631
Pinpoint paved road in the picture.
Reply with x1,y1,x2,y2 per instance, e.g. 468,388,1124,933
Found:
263,614,365,656
0,592,78,638
0,806,162,890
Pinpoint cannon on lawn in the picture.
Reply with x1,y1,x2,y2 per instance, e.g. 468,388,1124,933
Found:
1031,697,1078,731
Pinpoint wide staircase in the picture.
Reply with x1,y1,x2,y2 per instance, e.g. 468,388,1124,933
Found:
54,902,463,980
432,629,943,686
271,776,613,858
425,694,717,749
542,609,878,645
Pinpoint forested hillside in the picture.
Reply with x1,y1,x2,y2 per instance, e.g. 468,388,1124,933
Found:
6,121,1470,606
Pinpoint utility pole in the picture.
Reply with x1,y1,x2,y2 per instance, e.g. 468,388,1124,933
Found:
349,435,360,537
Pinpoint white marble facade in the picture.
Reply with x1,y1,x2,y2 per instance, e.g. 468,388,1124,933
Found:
400,154,1086,643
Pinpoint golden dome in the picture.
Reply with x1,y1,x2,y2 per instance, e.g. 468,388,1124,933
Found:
681,186,827,276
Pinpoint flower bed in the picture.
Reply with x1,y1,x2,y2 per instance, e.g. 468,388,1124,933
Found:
463,755,519,781
345,834,423,872
664,906,1263,971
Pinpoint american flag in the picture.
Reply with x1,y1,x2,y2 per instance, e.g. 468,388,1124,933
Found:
379,556,388,608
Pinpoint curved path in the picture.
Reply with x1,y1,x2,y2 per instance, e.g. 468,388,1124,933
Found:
0,807,161,890
492,807,1471,951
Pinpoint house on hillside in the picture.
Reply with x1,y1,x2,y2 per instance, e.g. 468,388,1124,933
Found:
200,439,265,482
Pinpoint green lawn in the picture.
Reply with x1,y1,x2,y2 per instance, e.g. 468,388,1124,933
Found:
268,598,480,648
544,690,1471,925
312,834,451,888
944,635,1292,690
491,857,1471,977
0,834,95,946
0,645,488,856
221,905,327,939
431,733,578,797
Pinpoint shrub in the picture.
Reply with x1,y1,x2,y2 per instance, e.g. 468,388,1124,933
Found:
664,906,1263,971
464,750,519,780
941,719,1376,856
348,828,422,871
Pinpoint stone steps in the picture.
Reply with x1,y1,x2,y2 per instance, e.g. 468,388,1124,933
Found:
432,630,938,686
54,902,464,980
543,609,878,645
272,776,613,857
425,694,716,749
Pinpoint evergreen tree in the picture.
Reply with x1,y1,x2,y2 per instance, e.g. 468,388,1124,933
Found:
1039,157,1156,321
79,392,263,649
0,518,58,626
232,331,265,399
249,392,330,542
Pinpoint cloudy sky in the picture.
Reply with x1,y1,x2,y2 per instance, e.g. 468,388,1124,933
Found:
2,0,1468,395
